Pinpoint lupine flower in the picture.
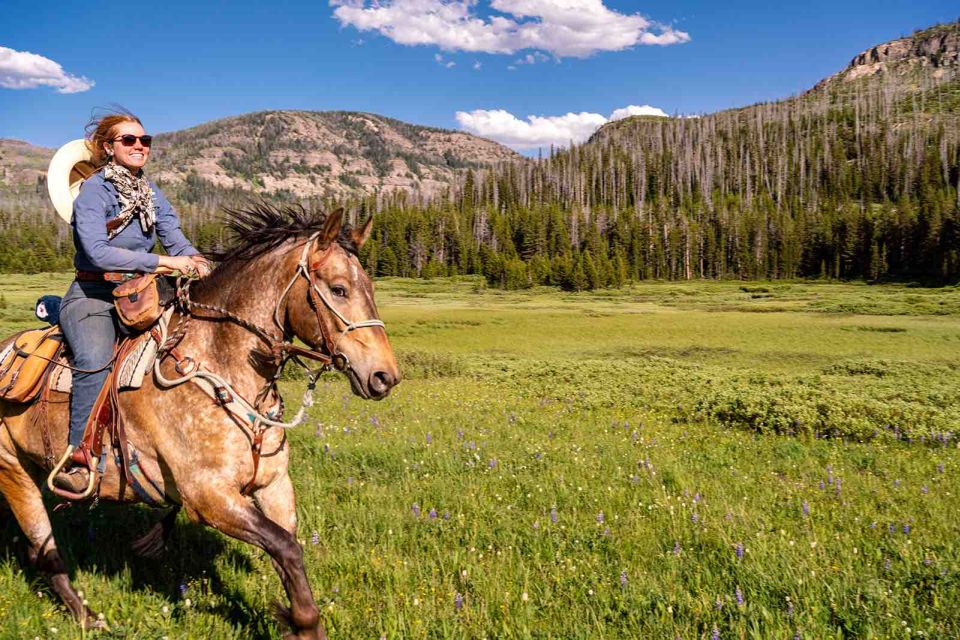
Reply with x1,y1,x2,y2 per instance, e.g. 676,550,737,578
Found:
443,511,450,520
794,632,801,640
715,596,723,610
178,583,189,596
693,493,701,503
311,531,320,545
369,415,380,427
550,507,558,524
454,592,464,611
921,485,928,494
620,571,628,588
596,511,605,524
735,542,744,560
937,463,945,474
602,527,611,537
903,524,911,534
819,481,825,490
426,433,432,444
488,458,498,469
691,512,699,524
786,597,794,617
884,559,892,571
827,465,833,484
711,626,720,640
412,503,421,517
835,478,841,494
735,586,744,607
457,430,464,439
802,501,810,517
673,541,681,556
429,508,437,519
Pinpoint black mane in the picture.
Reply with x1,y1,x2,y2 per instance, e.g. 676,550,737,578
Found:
209,202,357,264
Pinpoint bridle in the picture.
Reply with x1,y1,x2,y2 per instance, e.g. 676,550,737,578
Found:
163,232,386,412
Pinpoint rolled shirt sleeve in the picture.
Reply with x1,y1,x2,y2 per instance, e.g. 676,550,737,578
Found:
152,185,199,257
73,179,160,273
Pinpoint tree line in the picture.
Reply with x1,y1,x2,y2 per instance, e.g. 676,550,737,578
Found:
2,63,958,289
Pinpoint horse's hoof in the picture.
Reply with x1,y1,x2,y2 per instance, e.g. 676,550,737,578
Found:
81,608,109,631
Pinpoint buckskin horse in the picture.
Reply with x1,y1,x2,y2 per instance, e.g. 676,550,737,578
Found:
0,204,400,639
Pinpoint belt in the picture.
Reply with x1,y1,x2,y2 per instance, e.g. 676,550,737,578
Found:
75,270,136,283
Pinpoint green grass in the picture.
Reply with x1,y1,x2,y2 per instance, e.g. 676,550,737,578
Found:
1,274,958,638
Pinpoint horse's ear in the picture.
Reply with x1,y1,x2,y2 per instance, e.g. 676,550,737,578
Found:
351,216,374,249
318,208,344,247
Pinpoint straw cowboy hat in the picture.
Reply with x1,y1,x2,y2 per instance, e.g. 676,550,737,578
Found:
47,139,97,224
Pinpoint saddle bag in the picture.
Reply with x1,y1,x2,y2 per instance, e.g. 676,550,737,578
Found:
113,274,174,331
0,327,63,403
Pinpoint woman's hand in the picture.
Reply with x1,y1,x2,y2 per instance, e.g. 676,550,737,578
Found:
157,255,200,276
190,254,213,278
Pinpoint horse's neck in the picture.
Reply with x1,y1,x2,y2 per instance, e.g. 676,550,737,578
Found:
179,252,291,399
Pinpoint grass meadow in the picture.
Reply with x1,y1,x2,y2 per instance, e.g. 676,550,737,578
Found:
1,273,959,639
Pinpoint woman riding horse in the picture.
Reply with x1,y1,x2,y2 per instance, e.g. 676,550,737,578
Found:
60,111,210,469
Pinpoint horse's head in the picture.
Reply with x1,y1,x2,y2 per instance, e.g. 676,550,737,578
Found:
282,209,401,400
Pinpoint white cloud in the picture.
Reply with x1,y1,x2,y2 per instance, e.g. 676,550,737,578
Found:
473,60,482,70
515,51,551,65
330,0,689,59
0,46,93,93
609,104,669,120
456,104,670,149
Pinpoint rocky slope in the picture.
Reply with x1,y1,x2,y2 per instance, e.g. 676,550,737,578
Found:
0,110,520,198
810,21,959,91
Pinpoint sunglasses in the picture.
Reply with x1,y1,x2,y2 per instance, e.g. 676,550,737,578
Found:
111,134,153,147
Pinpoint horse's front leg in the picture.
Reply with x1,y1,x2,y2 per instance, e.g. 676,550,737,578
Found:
185,489,325,640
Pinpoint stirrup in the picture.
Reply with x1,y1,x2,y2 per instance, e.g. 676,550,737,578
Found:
46,445,99,500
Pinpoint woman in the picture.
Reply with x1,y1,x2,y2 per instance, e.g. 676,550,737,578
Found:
59,112,209,468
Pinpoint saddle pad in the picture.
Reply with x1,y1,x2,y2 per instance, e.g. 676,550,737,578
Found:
51,331,158,394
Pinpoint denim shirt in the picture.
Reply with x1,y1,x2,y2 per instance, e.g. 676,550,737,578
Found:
72,170,198,273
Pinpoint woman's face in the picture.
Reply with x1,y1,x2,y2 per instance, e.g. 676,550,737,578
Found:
104,121,150,172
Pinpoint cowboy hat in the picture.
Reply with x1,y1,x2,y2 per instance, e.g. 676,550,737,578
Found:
47,139,98,224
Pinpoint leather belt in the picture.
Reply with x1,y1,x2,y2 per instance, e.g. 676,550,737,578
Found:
75,270,136,283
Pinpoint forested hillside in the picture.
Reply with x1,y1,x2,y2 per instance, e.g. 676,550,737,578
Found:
1,22,958,289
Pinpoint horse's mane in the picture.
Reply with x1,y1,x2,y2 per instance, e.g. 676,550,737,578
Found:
209,202,358,265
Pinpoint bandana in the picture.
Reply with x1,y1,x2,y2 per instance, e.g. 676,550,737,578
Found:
103,163,157,239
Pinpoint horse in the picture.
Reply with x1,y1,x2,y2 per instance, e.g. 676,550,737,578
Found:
0,204,400,639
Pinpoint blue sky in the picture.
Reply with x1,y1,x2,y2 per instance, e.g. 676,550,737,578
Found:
1,0,956,152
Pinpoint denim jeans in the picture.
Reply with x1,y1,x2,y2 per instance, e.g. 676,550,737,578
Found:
59,280,119,447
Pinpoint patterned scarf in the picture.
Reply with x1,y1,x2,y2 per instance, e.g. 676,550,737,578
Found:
103,163,157,239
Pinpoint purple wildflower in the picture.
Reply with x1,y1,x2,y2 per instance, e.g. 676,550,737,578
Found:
884,558,892,571
311,531,320,545
835,478,841,495
426,432,432,444
369,415,380,427
488,458,498,469
602,527,611,537
693,493,701,503
802,501,810,517
178,583,189,596
921,485,928,494
937,463,945,474
429,508,438,519
735,542,744,560
903,524,911,534
673,541,681,556
819,481,825,490
443,511,450,520
827,465,833,484
786,598,794,617
533,521,540,530
620,571,628,589
457,430,464,439
454,592,464,611
412,503,421,517
794,632,801,640
711,626,720,640
893,479,901,488
715,596,723,610
691,512,699,524
596,511,605,524
550,507,558,524
735,586,744,607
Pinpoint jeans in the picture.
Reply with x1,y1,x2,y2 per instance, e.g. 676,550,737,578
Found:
59,280,119,447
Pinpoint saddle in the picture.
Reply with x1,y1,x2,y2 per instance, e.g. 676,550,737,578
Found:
0,327,64,403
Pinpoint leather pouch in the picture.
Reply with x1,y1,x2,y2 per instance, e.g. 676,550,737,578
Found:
113,274,173,331
0,327,63,403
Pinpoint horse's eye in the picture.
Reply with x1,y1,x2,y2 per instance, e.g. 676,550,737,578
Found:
331,285,349,298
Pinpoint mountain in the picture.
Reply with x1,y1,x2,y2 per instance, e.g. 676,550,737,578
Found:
0,110,520,198
149,110,520,198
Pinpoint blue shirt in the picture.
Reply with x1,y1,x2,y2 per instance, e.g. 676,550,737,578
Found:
72,170,198,273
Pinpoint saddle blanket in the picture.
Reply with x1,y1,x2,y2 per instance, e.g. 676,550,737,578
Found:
49,331,159,393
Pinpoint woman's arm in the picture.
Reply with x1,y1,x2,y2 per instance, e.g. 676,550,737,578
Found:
74,179,160,272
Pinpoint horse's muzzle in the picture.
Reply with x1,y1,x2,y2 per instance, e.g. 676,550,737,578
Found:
368,369,398,399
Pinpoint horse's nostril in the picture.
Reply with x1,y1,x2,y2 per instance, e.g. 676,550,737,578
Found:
370,370,395,395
